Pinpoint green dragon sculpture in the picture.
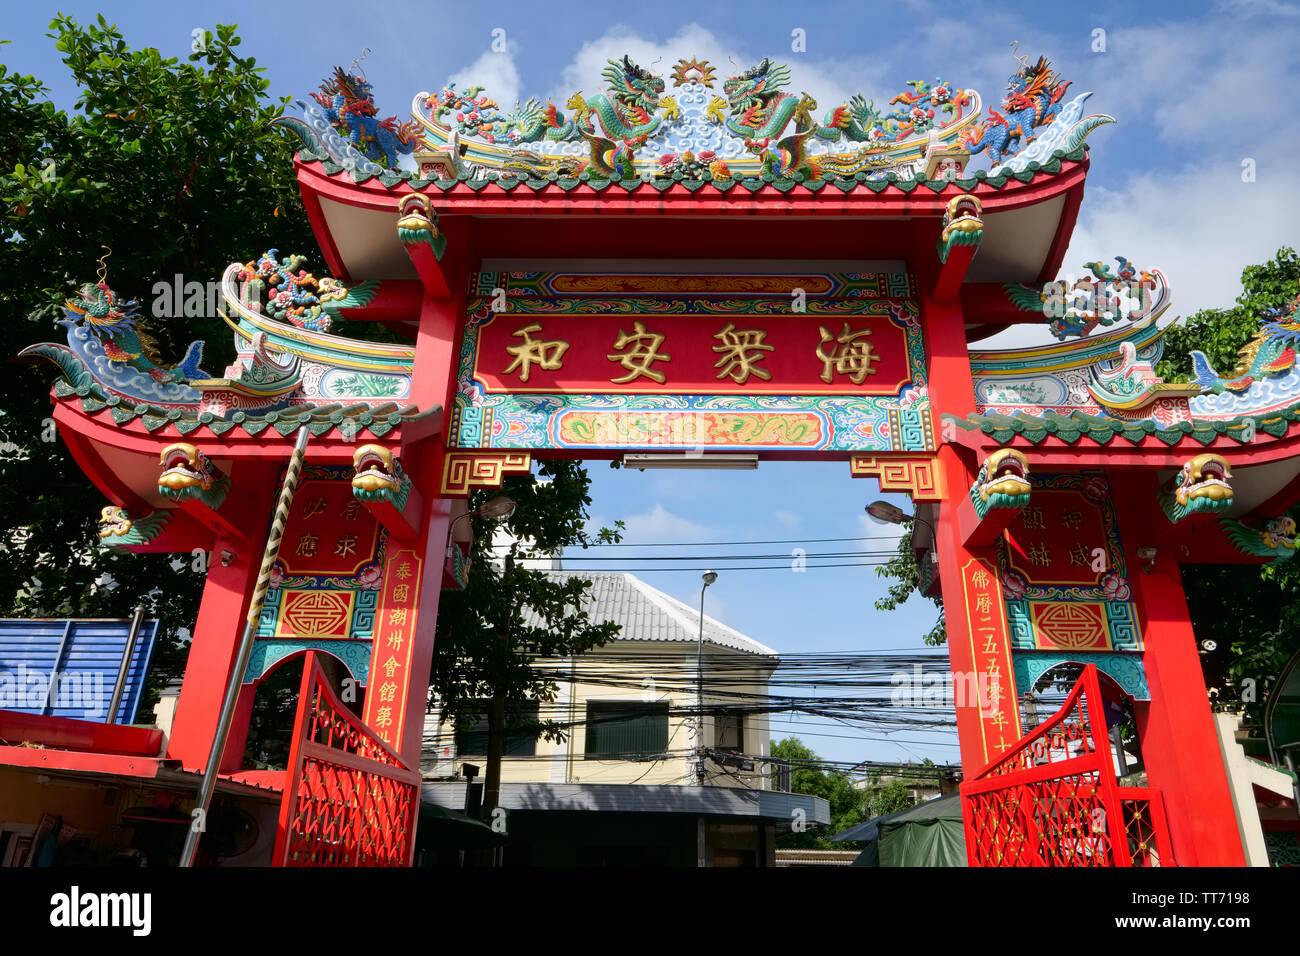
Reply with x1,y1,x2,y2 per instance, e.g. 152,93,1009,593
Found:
1160,454,1234,523
969,448,1031,518
64,281,207,385
719,58,882,177
1220,515,1297,561
504,56,677,180
1191,293,1300,393
97,506,170,549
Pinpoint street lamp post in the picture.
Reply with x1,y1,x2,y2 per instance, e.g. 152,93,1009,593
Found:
696,570,717,785
865,500,939,569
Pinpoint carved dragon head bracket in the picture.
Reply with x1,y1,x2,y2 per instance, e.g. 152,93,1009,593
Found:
969,447,1031,519
158,443,230,510
938,193,983,264
1160,453,1233,523
397,193,447,261
351,443,412,511
1220,515,1297,562
97,505,169,549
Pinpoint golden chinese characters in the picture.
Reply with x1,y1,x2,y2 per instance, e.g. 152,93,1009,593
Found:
817,323,878,385
712,323,773,383
504,323,569,382
608,321,672,384
1021,506,1046,530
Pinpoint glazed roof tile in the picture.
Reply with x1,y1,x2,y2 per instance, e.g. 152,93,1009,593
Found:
952,408,1294,447
521,570,777,658
294,143,1090,198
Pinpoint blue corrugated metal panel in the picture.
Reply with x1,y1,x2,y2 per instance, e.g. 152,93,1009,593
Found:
0,618,159,724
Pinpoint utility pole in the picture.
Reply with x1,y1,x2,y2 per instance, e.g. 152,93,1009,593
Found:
696,570,717,785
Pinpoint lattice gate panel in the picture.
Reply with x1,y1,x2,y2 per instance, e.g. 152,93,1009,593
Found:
273,651,420,866
960,664,1174,867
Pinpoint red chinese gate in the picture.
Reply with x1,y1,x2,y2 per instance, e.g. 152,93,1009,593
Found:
273,652,421,866
960,665,1175,866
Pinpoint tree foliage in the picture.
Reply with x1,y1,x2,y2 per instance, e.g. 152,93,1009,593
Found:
430,460,623,809
769,736,872,849
1156,248,1300,383
873,529,945,645
1157,248,1300,725
0,18,314,706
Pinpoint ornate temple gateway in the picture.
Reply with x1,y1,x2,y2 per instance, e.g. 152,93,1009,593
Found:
16,50,1300,866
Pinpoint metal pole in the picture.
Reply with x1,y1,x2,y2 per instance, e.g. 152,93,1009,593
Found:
179,426,310,867
106,604,145,724
696,582,706,785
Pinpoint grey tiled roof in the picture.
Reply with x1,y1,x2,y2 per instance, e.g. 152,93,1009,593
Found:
521,571,778,659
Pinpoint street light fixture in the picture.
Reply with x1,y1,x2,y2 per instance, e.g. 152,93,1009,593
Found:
447,495,517,556
473,495,517,520
865,500,939,566
696,570,716,784
865,500,909,525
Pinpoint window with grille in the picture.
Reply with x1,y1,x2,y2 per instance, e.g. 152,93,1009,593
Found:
584,701,669,758
454,700,539,757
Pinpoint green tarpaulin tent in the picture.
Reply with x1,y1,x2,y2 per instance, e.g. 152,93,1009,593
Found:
831,794,967,867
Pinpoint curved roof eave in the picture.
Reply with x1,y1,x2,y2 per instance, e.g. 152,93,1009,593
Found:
293,147,1091,286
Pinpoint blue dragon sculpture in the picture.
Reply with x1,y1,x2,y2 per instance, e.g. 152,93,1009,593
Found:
961,56,1071,164
311,66,422,167
63,282,206,384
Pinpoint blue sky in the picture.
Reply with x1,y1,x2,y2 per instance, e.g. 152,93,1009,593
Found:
7,0,1299,767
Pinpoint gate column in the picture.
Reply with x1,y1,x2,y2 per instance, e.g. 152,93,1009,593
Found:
916,258,1023,781
1110,471,1245,865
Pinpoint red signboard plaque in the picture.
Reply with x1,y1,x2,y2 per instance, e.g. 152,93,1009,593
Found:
363,547,424,750
279,479,381,576
472,311,912,396
960,557,1022,765
1003,490,1110,588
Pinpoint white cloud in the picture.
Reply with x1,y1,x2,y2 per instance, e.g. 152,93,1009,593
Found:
1215,0,1300,20
621,503,711,543
772,509,801,531
1069,164,1300,317
979,149,1300,353
445,45,522,110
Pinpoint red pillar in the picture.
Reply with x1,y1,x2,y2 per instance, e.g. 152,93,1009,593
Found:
1111,471,1245,865
396,457,452,764
166,529,264,771
915,255,1017,776
218,684,257,773
388,258,471,765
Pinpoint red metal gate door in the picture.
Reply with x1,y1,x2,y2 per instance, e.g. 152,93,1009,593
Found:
960,664,1174,867
273,651,421,866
